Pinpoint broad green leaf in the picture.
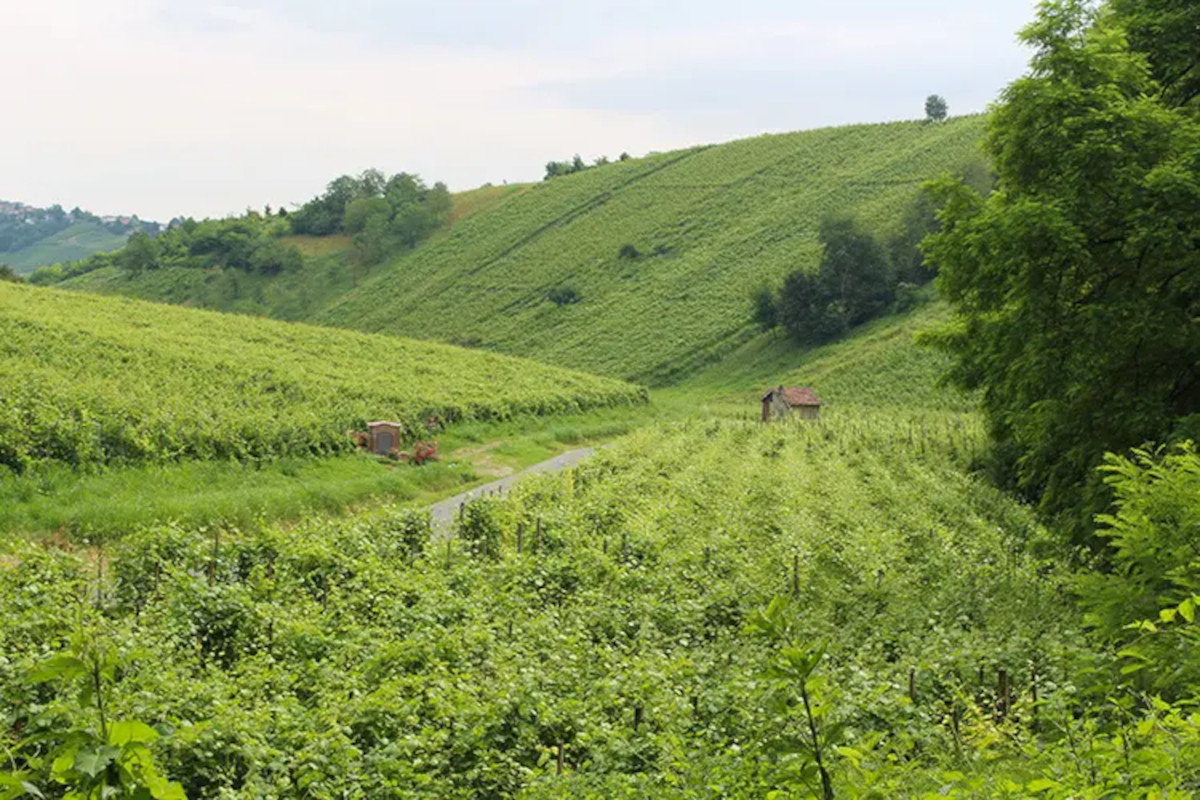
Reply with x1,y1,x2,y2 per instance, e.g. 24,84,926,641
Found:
27,655,86,684
1179,597,1196,623
73,746,119,778
108,720,160,746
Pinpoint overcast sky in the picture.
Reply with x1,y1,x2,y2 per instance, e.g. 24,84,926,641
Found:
3,0,1038,221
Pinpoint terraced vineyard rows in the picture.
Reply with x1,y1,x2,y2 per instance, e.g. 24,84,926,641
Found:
0,283,646,471
317,117,986,382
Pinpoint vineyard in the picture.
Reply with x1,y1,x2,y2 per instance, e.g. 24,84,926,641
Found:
0,283,646,472
315,117,987,382
7,412,1192,797
52,118,986,383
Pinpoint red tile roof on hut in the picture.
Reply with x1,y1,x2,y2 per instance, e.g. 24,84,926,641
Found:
761,385,821,422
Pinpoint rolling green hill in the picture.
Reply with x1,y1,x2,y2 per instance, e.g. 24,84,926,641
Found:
58,117,986,383
0,282,645,472
316,117,986,382
3,221,130,274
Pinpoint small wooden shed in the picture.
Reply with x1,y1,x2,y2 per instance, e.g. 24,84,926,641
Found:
761,386,821,422
366,421,404,455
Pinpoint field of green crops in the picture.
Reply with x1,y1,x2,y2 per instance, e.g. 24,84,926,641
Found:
0,283,645,472
314,117,986,382
1,408,1143,798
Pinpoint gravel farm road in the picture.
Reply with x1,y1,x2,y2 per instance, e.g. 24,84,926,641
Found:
428,447,597,535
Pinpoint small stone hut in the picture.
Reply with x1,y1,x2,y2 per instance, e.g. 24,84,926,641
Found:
761,386,821,422
366,421,404,455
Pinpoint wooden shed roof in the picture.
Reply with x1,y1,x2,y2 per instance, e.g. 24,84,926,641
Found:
762,386,821,407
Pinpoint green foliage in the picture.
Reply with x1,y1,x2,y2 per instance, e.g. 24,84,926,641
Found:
1077,444,1200,691
116,232,159,276
316,118,986,383
544,154,597,180
925,94,949,122
750,284,778,332
764,214,896,345
11,618,186,799
342,197,391,235
0,283,646,473
547,286,581,306
458,497,503,560
924,0,1200,538
289,170,452,258
8,407,1194,796
0,265,21,284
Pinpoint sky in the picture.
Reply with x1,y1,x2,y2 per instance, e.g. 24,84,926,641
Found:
3,0,1039,221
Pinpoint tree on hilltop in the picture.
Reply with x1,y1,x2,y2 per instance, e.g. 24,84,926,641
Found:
925,94,948,122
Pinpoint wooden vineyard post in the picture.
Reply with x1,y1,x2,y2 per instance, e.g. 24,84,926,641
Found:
791,553,800,597
634,704,644,731
556,742,564,776
908,667,916,704
209,527,220,586
516,522,524,555
446,536,453,570
1031,663,1040,731
996,668,1011,721
537,517,544,552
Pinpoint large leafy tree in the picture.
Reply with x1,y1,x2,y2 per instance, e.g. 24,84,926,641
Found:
775,215,895,344
924,0,1200,540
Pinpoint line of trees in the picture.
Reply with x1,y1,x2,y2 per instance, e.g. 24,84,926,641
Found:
544,152,631,180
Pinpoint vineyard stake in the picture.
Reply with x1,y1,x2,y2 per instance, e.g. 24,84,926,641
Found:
996,668,1010,721
634,703,644,731
556,742,564,776
908,668,916,704
209,527,220,586
537,517,544,552
517,522,524,555
1031,663,1040,732
791,553,800,597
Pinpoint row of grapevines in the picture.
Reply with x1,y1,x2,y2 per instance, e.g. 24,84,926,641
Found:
9,414,1172,798
0,283,646,471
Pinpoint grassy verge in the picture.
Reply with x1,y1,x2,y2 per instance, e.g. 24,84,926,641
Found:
0,403,677,540
0,455,477,540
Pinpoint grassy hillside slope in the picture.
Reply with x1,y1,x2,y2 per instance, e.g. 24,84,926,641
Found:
56,118,984,384
0,283,645,472
54,186,534,321
4,221,128,273
316,117,985,382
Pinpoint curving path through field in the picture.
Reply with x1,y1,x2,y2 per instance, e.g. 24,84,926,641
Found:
428,447,596,534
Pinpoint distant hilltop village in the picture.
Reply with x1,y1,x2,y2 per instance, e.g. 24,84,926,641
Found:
0,200,161,234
